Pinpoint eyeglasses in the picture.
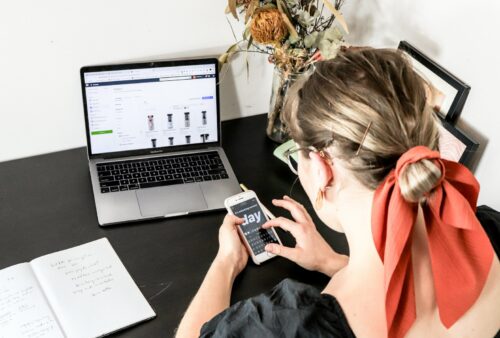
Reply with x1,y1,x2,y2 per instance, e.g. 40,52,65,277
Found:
283,145,319,175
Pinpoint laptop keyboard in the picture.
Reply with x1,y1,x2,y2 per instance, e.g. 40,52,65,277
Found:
96,151,229,194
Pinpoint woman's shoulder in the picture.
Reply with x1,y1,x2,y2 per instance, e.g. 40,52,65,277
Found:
199,278,355,338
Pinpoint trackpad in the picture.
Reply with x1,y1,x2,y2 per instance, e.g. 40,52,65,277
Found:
136,185,207,217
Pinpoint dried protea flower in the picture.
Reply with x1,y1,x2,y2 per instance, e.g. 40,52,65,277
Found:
250,8,288,45
236,0,252,5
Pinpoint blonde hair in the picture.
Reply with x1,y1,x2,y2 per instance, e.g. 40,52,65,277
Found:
282,48,441,202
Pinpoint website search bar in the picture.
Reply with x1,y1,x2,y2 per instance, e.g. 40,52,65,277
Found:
159,76,192,81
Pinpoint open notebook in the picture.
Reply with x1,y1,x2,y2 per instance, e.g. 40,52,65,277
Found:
0,238,156,338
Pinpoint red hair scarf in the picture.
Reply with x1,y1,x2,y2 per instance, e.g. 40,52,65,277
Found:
372,146,494,338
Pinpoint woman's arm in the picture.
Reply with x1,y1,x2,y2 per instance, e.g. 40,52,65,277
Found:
175,215,248,338
174,257,237,338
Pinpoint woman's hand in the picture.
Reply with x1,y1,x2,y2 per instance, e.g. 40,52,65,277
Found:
263,196,348,277
214,214,249,280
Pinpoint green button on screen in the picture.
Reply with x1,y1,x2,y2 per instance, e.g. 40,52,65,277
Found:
91,130,113,135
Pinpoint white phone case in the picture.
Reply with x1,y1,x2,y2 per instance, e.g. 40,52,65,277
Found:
224,191,282,265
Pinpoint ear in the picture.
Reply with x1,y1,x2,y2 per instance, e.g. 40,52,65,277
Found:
308,152,334,189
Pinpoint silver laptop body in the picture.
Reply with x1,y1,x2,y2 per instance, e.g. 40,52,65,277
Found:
80,58,241,226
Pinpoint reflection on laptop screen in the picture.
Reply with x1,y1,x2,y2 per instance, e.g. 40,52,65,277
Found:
83,63,218,155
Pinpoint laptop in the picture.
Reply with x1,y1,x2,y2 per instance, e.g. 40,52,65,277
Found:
80,58,242,226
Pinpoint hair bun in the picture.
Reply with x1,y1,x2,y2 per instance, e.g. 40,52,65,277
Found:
398,158,442,203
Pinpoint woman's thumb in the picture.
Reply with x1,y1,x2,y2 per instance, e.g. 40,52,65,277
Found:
265,243,297,262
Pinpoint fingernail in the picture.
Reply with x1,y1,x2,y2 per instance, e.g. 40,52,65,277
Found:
265,244,273,253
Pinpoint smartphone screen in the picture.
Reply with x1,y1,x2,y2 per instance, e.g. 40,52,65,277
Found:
230,197,279,255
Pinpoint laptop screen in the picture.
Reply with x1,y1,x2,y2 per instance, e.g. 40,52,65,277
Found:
82,61,218,155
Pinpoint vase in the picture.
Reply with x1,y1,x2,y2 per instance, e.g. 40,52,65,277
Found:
266,66,313,143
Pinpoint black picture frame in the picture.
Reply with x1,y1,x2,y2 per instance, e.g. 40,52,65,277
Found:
398,41,471,124
438,118,478,167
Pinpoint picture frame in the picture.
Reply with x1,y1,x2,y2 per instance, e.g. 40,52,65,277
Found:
398,40,471,124
438,119,478,167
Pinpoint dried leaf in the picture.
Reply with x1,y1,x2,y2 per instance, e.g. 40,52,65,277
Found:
228,0,238,20
320,0,349,34
297,10,316,27
218,43,240,66
276,0,297,41
304,31,319,48
318,38,341,59
309,5,317,16
247,35,254,50
243,18,253,39
281,13,299,40
324,26,342,41
224,5,231,14
243,26,250,40
218,53,230,65
276,0,291,17
287,34,301,45
245,0,259,24
276,0,284,13
227,43,240,53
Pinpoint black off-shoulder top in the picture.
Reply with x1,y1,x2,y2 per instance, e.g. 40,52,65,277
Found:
200,278,355,338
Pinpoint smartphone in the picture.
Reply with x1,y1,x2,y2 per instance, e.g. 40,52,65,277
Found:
224,190,282,265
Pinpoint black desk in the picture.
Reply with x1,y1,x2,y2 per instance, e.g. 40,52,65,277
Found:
0,114,348,337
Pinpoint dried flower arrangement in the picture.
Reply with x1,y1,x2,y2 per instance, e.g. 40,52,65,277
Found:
220,0,349,142
220,0,349,74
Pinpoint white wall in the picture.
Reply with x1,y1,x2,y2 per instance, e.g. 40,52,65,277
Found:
0,0,273,161
0,0,498,209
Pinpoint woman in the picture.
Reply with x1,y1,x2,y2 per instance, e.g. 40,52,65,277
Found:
176,48,500,338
